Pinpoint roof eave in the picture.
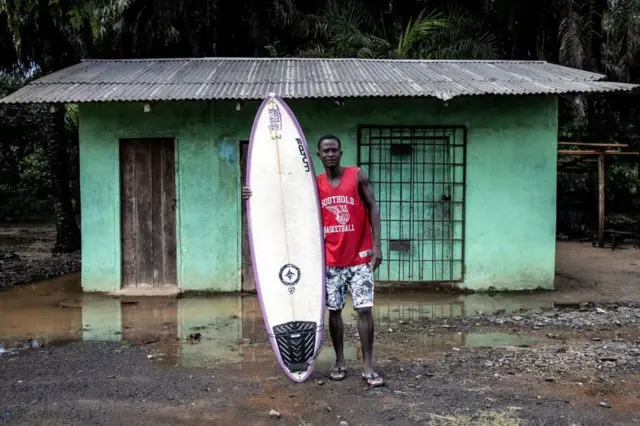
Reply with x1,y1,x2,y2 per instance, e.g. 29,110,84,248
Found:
1,85,637,105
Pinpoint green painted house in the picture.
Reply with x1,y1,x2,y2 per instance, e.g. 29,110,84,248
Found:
2,58,635,294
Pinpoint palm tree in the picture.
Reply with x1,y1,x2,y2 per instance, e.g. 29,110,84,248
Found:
294,1,392,58
603,0,640,82
395,6,498,59
0,12,20,72
285,0,499,60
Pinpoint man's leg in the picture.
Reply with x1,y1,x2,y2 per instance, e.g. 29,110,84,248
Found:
325,266,348,380
350,263,384,386
357,307,374,374
329,309,345,369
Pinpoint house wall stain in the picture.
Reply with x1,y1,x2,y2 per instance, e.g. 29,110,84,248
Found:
78,95,557,293
217,140,238,169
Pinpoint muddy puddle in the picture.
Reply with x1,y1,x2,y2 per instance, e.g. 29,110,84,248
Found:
0,275,555,368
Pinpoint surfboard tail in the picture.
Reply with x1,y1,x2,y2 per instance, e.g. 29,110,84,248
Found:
267,321,324,383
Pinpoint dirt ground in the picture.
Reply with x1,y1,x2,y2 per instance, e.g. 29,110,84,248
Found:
554,240,640,302
0,223,80,288
1,223,640,425
1,314,639,425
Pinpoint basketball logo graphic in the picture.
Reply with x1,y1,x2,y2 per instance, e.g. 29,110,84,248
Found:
326,205,350,225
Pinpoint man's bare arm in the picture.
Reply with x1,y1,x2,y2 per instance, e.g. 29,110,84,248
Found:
357,168,382,270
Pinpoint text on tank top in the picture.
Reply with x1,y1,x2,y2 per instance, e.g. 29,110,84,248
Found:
317,166,373,267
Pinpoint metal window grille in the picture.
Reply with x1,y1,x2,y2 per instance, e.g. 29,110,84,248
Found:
357,125,466,283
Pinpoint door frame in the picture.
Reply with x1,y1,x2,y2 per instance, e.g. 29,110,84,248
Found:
117,136,181,292
239,140,256,293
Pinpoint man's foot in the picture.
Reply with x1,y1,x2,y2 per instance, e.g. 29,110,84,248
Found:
329,366,347,381
361,371,385,387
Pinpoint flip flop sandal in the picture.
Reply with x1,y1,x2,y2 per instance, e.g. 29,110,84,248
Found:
361,372,385,387
329,366,347,381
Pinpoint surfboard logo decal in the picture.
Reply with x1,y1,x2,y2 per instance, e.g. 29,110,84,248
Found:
296,138,311,172
267,98,283,140
279,263,301,294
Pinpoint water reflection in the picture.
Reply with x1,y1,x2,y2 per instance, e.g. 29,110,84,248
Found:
0,275,551,367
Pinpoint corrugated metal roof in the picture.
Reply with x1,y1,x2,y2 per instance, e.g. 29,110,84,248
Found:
0,58,636,104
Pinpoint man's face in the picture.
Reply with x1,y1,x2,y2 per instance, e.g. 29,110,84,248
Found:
317,139,342,168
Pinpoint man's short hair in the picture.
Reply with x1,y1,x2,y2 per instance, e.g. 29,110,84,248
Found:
317,134,342,150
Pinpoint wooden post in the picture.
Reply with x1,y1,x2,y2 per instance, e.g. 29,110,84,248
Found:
556,142,640,249
598,154,605,248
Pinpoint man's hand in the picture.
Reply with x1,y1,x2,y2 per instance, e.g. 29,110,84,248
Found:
242,187,252,200
371,247,382,271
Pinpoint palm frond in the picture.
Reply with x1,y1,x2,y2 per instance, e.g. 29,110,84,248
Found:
295,0,390,58
296,43,330,58
64,104,80,142
603,0,640,82
396,6,498,60
396,9,447,59
559,0,588,69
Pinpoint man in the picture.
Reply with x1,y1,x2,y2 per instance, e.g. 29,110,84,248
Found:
242,134,384,387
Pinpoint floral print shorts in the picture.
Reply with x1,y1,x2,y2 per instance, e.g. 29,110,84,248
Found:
325,263,374,311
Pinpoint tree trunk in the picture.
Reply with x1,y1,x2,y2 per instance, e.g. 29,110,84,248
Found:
48,104,81,255
34,0,81,254
589,0,606,73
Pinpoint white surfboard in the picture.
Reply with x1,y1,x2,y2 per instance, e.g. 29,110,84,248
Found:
246,93,325,383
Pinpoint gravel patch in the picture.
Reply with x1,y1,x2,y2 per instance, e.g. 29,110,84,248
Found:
1,341,639,426
0,251,80,288
404,303,640,332
449,339,640,379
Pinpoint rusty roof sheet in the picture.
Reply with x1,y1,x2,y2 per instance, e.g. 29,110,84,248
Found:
0,58,636,104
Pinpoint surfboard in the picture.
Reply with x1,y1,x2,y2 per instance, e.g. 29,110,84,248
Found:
246,93,326,383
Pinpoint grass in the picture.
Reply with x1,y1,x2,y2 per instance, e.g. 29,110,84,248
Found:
429,410,520,426
299,411,520,426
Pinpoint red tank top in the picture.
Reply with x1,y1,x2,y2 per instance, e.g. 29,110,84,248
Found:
317,167,374,267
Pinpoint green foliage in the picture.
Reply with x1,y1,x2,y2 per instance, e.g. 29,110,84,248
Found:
0,0,639,235
395,10,449,59
396,6,499,60
294,1,392,58
0,75,52,219
558,93,640,237
267,1,499,60
0,74,79,220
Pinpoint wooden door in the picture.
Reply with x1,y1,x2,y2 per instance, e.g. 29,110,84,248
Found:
240,141,256,292
120,138,177,288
